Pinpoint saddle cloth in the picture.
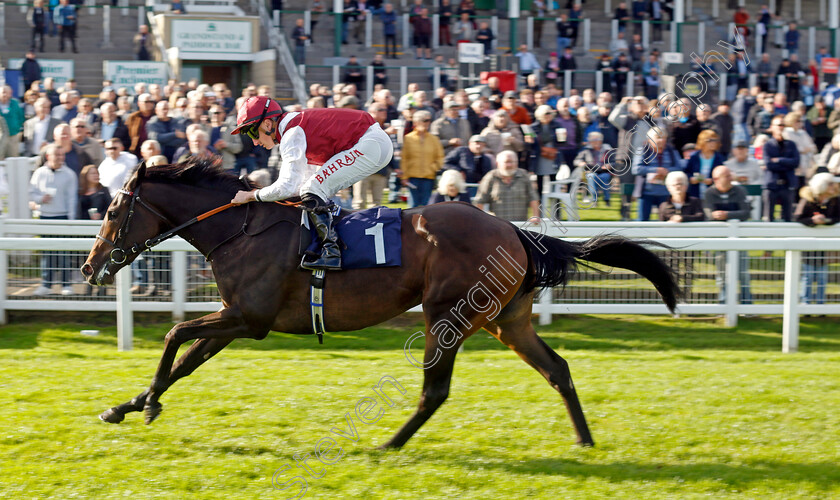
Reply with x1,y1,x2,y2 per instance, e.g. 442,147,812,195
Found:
300,206,402,270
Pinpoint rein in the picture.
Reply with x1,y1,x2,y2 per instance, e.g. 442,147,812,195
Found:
97,180,304,265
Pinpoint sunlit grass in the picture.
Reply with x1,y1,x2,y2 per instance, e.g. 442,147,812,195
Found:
1,314,838,499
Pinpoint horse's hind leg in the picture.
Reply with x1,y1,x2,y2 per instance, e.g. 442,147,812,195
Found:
99,337,233,423
379,302,483,449
486,312,594,446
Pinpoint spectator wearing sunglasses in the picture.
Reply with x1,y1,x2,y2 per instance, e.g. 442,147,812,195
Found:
229,96,394,271
98,138,138,197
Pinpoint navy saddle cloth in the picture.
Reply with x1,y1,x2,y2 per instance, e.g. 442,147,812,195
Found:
300,206,402,270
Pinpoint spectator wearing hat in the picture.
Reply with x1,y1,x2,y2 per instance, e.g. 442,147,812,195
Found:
544,52,561,86
480,109,526,158
429,169,471,204
443,134,495,198
500,91,532,126
430,101,472,157
725,140,763,185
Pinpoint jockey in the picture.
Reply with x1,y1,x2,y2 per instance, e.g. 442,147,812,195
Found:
230,96,394,271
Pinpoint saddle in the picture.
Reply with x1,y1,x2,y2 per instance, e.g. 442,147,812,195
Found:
298,206,403,343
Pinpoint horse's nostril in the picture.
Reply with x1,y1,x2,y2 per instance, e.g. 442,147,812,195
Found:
81,263,94,277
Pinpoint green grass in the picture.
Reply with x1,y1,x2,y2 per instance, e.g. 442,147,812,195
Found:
1,313,839,499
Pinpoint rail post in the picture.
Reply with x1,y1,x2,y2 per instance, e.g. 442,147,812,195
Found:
782,250,801,353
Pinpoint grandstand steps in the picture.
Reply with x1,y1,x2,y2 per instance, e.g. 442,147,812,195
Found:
0,3,142,93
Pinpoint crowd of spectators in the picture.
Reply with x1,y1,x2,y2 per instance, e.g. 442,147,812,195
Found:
3,0,840,302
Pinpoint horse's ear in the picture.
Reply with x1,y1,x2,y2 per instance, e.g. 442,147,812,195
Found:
129,162,147,189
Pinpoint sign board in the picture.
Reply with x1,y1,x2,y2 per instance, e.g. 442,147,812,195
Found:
822,58,839,74
458,43,485,64
170,19,252,57
662,52,684,64
103,61,169,89
8,58,74,88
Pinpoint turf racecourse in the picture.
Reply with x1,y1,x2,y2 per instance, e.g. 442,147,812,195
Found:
1,313,839,499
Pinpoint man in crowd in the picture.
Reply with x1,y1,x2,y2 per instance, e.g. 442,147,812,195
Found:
474,150,539,222
0,86,25,158
99,138,139,197
762,116,800,221
95,103,131,149
29,144,78,296
704,165,753,305
51,91,79,123
126,93,156,158
430,101,472,156
444,134,495,198
40,123,92,175
208,104,242,172
69,118,104,167
23,97,61,156
146,100,186,162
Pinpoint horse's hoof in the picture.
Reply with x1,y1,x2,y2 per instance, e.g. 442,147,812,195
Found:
99,408,125,424
144,402,162,424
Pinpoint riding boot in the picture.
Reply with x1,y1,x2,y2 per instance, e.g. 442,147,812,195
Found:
300,198,342,271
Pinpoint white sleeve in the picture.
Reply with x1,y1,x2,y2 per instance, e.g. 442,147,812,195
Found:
256,125,309,201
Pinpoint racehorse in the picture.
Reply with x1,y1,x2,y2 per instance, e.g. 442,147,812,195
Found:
81,158,679,448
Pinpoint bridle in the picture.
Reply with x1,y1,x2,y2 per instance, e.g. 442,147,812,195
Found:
95,186,179,265
95,176,301,267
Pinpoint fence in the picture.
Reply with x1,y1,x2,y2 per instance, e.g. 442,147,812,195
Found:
0,218,838,354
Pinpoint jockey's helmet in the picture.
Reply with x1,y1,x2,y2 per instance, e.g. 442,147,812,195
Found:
231,96,284,139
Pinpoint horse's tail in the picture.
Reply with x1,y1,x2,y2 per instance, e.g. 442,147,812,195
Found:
514,229,680,313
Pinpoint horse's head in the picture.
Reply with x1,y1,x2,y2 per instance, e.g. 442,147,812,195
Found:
81,163,169,285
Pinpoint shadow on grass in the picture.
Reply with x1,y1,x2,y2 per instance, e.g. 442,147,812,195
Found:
430,453,840,490
2,312,839,353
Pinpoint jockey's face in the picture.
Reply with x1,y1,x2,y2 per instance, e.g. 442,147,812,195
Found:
253,118,277,149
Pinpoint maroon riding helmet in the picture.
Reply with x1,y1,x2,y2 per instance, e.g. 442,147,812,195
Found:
231,96,284,141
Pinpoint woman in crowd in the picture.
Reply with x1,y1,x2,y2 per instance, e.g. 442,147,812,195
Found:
782,111,818,187
685,129,726,199
429,169,471,204
659,170,705,222
77,164,111,221
529,104,561,195
795,172,840,305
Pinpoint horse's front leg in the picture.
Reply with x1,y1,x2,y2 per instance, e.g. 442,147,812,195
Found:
143,308,255,424
99,337,233,423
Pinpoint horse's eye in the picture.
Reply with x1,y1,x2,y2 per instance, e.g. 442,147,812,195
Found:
108,211,118,219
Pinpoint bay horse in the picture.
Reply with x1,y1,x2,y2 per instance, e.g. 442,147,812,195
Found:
81,159,679,448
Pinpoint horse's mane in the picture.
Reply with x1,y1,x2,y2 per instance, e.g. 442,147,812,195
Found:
144,157,246,193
